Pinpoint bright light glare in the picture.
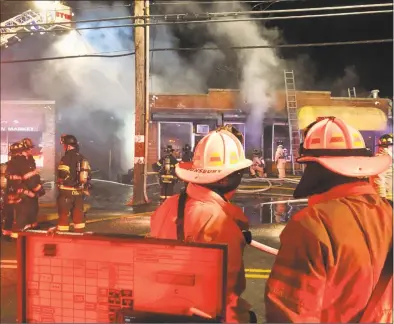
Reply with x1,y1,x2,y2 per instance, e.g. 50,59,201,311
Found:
33,1,57,10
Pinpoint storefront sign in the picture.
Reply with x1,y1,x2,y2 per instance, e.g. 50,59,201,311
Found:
1,126,37,132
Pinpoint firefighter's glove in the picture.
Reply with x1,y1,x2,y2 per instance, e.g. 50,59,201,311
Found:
36,187,46,197
242,230,252,244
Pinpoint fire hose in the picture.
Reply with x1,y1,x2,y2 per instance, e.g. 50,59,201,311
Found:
243,230,278,256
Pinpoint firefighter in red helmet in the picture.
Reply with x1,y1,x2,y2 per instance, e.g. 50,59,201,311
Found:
265,117,392,323
54,134,91,233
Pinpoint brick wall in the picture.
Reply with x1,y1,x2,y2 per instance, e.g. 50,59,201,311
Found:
151,89,391,114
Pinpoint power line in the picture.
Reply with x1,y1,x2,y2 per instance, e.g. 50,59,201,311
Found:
1,39,392,64
151,0,306,4
2,9,392,36
1,3,392,30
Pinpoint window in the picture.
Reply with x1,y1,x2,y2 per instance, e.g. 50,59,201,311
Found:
158,122,193,159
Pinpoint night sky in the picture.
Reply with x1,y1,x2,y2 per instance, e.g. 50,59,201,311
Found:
1,0,393,96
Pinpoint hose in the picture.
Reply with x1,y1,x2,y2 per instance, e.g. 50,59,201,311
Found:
237,178,273,194
250,240,278,256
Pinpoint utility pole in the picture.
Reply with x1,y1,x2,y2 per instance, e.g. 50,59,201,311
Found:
130,0,149,206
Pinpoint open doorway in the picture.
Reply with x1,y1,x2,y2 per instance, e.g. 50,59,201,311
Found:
158,122,193,159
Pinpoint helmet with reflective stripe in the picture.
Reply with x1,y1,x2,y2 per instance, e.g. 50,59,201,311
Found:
61,134,78,146
297,116,391,177
378,133,393,147
9,142,24,155
176,128,252,184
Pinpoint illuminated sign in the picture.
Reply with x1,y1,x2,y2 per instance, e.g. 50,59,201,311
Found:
0,126,37,132
18,232,227,323
55,11,72,21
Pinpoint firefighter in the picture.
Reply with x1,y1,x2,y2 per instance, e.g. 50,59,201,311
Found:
372,133,393,205
274,140,286,179
150,127,256,323
55,134,91,233
181,144,193,162
1,143,20,240
2,140,45,239
152,145,178,203
265,117,393,323
250,149,266,178
18,138,44,230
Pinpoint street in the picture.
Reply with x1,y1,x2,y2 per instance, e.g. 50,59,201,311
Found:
0,177,302,323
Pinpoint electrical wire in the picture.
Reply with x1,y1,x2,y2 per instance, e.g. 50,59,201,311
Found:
1,39,392,64
1,9,392,36
151,0,308,4
1,3,392,30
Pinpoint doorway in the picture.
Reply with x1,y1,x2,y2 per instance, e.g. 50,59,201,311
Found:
158,122,193,159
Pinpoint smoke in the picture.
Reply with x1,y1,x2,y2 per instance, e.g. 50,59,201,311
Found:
156,1,283,148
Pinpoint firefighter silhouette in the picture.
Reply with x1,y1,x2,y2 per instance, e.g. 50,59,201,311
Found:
152,145,179,203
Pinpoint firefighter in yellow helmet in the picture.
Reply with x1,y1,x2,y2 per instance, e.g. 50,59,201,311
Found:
265,117,392,323
371,133,393,205
150,125,256,323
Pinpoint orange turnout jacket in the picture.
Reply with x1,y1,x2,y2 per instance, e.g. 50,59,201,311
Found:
265,182,393,323
150,183,251,323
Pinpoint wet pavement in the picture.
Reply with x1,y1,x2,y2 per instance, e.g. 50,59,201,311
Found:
1,176,306,323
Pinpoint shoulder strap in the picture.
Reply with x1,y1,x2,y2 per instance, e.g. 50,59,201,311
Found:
359,245,393,323
176,188,188,241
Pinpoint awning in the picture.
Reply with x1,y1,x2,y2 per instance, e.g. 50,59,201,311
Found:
297,106,388,131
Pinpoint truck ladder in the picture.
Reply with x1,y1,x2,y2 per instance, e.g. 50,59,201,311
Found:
284,70,303,175
1,8,72,48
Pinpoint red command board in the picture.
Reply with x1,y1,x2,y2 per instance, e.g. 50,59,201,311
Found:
17,231,227,323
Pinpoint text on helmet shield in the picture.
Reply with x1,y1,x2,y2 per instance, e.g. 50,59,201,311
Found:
190,168,222,173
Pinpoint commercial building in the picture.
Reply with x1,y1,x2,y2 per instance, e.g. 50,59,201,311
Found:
147,89,391,173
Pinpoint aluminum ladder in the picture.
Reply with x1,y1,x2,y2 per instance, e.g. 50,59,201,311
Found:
284,70,303,175
348,87,357,98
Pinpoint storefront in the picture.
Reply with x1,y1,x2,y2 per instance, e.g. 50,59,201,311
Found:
147,90,391,169
0,101,56,181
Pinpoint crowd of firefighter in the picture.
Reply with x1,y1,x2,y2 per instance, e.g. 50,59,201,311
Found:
0,117,393,323
153,139,288,202
1,134,92,239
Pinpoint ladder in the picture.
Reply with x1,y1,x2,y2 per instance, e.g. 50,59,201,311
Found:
1,6,72,48
284,70,303,175
348,87,357,98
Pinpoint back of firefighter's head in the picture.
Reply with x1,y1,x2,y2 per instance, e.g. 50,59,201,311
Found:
61,134,79,151
294,116,391,198
175,127,252,199
378,133,393,153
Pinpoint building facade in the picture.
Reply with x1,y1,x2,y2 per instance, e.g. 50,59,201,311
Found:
147,89,391,173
